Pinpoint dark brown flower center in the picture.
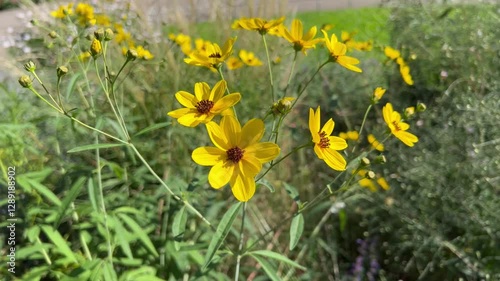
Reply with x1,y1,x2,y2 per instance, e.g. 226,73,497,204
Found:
209,52,222,59
318,131,330,148
195,100,214,114
392,121,401,132
227,147,244,163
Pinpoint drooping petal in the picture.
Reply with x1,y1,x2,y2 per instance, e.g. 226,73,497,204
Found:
239,118,264,148
212,93,241,113
395,131,418,147
230,173,256,202
245,142,280,163
398,121,410,131
175,91,197,108
177,112,202,127
328,136,348,150
221,116,241,147
314,145,325,160
206,121,230,150
210,80,227,101
192,147,226,166
336,56,362,73
321,118,335,136
208,160,234,189
383,103,393,126
322,148,347,171
303,26,317,41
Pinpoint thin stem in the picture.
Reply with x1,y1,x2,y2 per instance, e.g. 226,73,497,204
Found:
70,202,92,260
283,51,298,96
262,34,275,102
256,143,311,182
28,86,63,114
56,77,66,112
291,61,329,109
234,202,247,281
31,71,60,107
353,104,373,153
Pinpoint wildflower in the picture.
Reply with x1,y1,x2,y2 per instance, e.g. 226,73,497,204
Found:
227,57,243,70
18,75,32,88
50,3,73,18
399,64,414,85
192,116,280,201
384,46,400,60
372,87,386,103
377,177,390,190
90,38,102,57
133,45,154,60
404,106,415,118
95,14,111,26
339,131,359,141
416,102,427,112
382,103,418,147
239,50,263,66
280,19,322,54
184,38,236,71
57,66,68,78
24,61,36,72
104,28,114,41
322,30,362,73
359,178,377,192
346,40,373,51
232,17,285,35
320,23,334,31
114,24,133,45
367,134,384,152
75,3,95,26
271,97,295,115
309,107,348,171
78,51,91,62
167,80,241,127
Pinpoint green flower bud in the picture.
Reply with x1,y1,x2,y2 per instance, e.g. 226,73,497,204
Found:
57,66,68,78
48,31,58,39
94,28,105,41
366,170,376,180
24,61,36,72
417,102,427,112
375,154,387,164
18,75,32,88
104,28,114,41
126,49,138,61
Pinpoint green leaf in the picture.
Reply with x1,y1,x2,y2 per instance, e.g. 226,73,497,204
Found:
40,225,77,263
22,178,61,206
289,213,304,250
133,122,171,137
257,178,275,193
102,260,118,281
249,250,306,271
283,182,301,203
67,143,126,153
54,177,87,228
117,213,159,257
203,202,242,270
172,206,188,251
110,215,134,259
65,72,82,100
339,209,347,232
87,178,98,212
249,253,280,281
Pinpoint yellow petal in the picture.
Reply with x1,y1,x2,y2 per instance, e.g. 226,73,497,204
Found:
321,118,335,135
309,107,320,142
333,42,346,56
328,136,348,150
192,146,226,166
208,160,234,189
206,121,230,150
303,26,317,41
239,118,264,148
314,145,325,160
395,131,418,147
167,108,192,119
239,157,262,177
221,116,241,147
210,80,227,101
245,142,280,163
230,173,256,202
322,148,347,171
212,93,241,113
383,103,393,126
194,82,210,101
291,19,303,40
175,91,197,108
177,112,202,127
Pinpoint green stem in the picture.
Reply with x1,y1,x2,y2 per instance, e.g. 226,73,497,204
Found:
291,61,329,108
256,143,311,182
70,202,92,260
262,34,275,102
234,202,247,281
353,104,373,153
32,71,60,107
56,77,66,112
283,51,298,96
28,86,63,114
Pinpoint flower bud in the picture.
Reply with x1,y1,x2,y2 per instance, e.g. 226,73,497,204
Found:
30,19,39,26
405,106,415,118
372,87,386,103
365,170,376,179
94,28,105,41
24,61,36,72
360,157,371,167
126,49,138,61
90,38,102,57
374,154,387,164
48,31,58,39
57,66,68,78
18,75,32,88
104,28,114,41
271,96,295,115
417,102,427,112
85,33,94,41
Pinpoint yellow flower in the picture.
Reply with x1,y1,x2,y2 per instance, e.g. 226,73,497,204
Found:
167,80,241,127
367,134,384,152
75,3,95,26
50,3,73,18
129,45,154,60
227,57,244,70
94,14,111,26
320,23,334,32
239,50,263,66
341,31,357,43
114,24,133,45
322,30,362,73
192,116,280,202
372,87,386,103
405,106,415,117
382,103,418,147
359,178,377,192
280,19,322,54
377,177,390,191
346,40,373,51
384,46,400,60
309,107,348,171
339,131,359,141
232,17,285,35
90,38,102,57
399,64,414,85
184,38,236,70
78,51,91,62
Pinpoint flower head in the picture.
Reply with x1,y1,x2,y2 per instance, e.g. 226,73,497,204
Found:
382,103,418,147
168,80,240,127
75,3,95,26
227,56,243,70
309,107,348,171
367,134,384,152
239,50,263,66
322,30,362,73
232,17,285,35
339,131,359,141
384,46,400,60
372,87,386,103
192,116,280,201
50,4,73,18
399,64,414,85
184,37,236,71
280,19,322,54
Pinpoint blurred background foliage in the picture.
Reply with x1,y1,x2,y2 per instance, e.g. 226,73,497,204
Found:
0,0,499,280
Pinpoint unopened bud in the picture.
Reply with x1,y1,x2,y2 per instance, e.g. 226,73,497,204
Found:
271,97,295,115
24,61,36,72
417,102,427,112
90,38,102,57
375,155,387,164
85,33,94,41
30,19,39,26
18,75,32,88
94,28,105,41
48,31,58,39
366,170,376,179
360,157,370,167
57,66,68,77
126,49,138,61
104,28,114,41
405,106,415,118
